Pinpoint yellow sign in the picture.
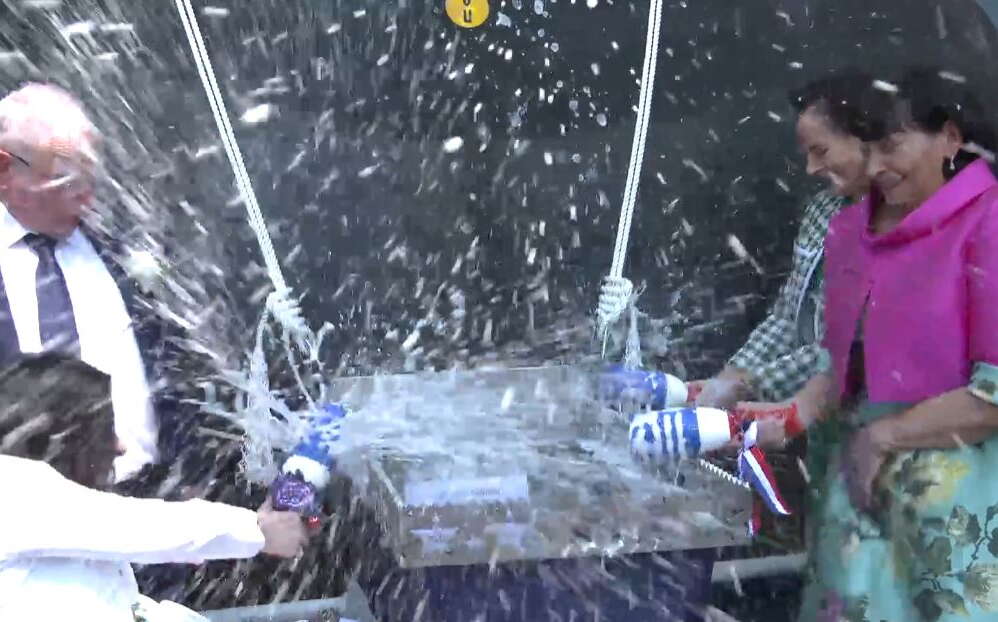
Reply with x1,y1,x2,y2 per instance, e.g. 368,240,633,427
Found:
446,0,489,28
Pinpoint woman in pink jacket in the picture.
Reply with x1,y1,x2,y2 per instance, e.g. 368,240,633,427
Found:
743,68,998,621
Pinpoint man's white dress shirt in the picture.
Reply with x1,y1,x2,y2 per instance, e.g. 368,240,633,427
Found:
0,205,157,479
0,457,265,622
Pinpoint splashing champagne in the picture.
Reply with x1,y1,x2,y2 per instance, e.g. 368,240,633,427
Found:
269,403,346,527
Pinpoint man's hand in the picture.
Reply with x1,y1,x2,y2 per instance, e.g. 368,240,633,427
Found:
257,499,309,558
596,276,634,330
695,369,753,410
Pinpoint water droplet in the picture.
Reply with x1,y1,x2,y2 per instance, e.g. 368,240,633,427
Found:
873,79,899,93
596,113,608,127
500,388,515,412
443,137,464,153
101,23,135,33
61,21,95,37
0,51,26,64
241,103,276,125
534,0,544,14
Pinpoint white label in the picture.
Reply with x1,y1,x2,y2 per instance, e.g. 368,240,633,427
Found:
409,527,460,554
404,474,529,506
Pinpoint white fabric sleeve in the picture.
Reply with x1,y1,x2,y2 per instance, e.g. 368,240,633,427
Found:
0,456,264,564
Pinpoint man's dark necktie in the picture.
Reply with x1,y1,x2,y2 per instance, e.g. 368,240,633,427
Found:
24,233,80,355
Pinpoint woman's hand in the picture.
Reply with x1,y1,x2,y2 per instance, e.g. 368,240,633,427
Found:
695,369,753,410
841,389,998,513
685,379,707,403
731,400,807,450
843,422,891,513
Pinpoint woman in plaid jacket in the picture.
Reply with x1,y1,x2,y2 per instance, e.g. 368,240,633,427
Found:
693,71,874,410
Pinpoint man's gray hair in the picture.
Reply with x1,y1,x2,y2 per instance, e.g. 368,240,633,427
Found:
0,83,99,164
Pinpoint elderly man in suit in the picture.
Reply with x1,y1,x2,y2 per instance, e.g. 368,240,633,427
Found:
0,83,309,619
0,82,166,479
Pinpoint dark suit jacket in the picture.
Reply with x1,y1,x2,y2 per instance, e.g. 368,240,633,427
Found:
0,230,196,468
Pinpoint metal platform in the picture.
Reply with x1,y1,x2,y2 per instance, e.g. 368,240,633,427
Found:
329,365,753,569
200,557,808,621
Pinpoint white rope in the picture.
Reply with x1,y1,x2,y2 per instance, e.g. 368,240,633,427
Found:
600,0,663,357
609,0,663,279
175,0,318,411
174,0,286,292
600,4,733,509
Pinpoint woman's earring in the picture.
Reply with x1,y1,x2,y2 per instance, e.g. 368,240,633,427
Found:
949,156,957,172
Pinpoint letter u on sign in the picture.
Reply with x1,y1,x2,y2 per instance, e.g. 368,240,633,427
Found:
446,0,490,28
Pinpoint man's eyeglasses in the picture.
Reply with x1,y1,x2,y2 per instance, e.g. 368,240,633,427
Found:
0,148,94,193
0,149,30,168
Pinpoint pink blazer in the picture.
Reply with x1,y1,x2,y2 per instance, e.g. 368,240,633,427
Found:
823,159,998,402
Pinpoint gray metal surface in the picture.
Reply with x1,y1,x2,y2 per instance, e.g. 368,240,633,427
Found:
202,581,376,622
712,554,806,584
203,599,344,622
329,365,753,568
199,556,807,621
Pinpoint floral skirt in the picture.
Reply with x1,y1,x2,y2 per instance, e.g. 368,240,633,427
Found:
799,404,998,622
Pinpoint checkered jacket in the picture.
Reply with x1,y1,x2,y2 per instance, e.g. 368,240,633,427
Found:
728,192,845,401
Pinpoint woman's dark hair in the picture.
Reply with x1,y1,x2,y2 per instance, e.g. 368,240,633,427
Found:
0,353,114,486
853,67,997,179
789,68,879,137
